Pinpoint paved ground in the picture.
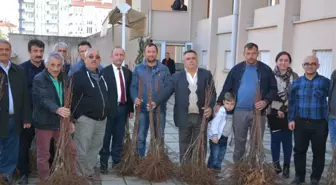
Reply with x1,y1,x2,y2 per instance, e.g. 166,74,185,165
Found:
24,96,333,185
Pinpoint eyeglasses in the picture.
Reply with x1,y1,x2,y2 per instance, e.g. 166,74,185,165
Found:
88,55,101,60
303,63,317,67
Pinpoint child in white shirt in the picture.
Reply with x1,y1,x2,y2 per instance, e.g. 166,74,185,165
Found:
207,92,236,172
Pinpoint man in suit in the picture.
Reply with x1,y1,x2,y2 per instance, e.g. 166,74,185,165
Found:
162,52,176,75
0,39,31,184
99,47,134,173
152,50,216,162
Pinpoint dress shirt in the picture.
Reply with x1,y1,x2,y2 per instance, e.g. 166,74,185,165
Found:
186,69,198,114
0,61,14,114
112,64,126,103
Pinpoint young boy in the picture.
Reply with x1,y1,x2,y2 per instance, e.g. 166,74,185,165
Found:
207,92,236,172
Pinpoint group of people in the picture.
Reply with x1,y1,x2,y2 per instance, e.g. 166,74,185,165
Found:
0,38,335,185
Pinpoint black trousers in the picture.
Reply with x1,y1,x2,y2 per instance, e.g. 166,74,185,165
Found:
293,118,328,181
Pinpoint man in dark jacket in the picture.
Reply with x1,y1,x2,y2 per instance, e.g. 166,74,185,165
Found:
216,43,277,163
71,49,108,180
162,52,176,75
18,39,45,184
32,52,76,182
99,47,134,173
0,40,31,184
171,0,187,11
152,50,216,162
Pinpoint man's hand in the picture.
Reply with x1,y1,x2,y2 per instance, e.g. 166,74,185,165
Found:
129,112,134,119
203,107,212,118
56,107,71,118
23,123,31,129
134,98,143,106
68,123,75,134
211,137,219,144
277,111,285,118
255,100,267,110
146,102,156,111
288,121,295,130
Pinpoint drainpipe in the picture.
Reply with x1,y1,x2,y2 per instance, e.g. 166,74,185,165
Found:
230,0,239,66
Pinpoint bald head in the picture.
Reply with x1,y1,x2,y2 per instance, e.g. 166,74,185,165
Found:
303,55,319,64
303,55,319,76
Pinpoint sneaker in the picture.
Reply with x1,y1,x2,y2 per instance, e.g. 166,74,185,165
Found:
291,177,305,185
17,175,28,185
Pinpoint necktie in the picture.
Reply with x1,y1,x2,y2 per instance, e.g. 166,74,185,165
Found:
118,68,126,104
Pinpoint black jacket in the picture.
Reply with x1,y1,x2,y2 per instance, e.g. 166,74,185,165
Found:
0,63,31,137
217,61,277,114
32,69,65,130
20,60,45,109
103,65,134,117
71,67,109,121
155,68,216,128
162,58,176,75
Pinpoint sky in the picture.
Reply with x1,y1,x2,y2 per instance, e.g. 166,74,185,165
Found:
0,0,19,26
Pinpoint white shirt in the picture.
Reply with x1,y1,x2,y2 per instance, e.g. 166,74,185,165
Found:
186,69,198,114
112,64,126,103
0,61,14,114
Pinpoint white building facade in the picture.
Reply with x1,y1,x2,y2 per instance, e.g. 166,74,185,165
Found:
18,0,111,36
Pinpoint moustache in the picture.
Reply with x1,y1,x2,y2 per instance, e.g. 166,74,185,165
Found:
0,54,8,56
35,56,42,59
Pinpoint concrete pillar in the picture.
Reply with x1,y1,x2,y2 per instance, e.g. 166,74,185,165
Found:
206,0,233,74
236,0,267,62
190,0,208,42
277,0,301,54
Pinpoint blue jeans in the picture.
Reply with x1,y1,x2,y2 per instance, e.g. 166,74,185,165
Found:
99,105,127,166
0,118,19,176
329,118,336,150
270,129,292,164
137,111,166,157
207,136,228,170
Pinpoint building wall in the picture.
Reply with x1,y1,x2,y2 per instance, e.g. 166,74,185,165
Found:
8,26,138,68
195,0,336,94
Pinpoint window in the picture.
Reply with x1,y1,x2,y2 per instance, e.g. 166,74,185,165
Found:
200,50,208,68
224,51,233,70
257,50,271,67
87,27,92,34
315,50,333,78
